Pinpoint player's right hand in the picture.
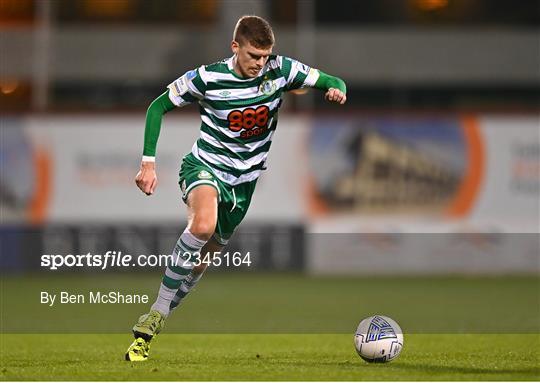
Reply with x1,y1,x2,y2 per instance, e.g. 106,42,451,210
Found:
135,161,158,195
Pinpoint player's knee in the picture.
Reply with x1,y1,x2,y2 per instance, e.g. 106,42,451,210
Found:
189,218,216,241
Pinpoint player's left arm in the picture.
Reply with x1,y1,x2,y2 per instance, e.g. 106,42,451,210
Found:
313,70,347,105
281,56,346,105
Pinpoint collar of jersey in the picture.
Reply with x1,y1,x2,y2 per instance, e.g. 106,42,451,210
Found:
226,56,261,80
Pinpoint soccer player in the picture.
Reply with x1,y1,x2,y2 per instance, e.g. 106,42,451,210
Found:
125,15,346,361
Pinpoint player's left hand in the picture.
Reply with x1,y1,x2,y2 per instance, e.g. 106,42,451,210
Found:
325,88,347,104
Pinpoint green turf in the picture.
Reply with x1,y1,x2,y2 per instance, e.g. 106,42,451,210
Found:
1,274,539,380
1,273,539,333
1,334,538,380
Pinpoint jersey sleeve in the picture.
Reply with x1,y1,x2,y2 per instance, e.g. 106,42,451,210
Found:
167,66,207,106
279,56,320,91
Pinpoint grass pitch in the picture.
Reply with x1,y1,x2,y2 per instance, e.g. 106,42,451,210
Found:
1,334,539,380
2,273,538,333
1,273,539,380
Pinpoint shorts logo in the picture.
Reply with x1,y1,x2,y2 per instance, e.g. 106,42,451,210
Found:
181,180,187,193
260,77,277,96
197,170,213,180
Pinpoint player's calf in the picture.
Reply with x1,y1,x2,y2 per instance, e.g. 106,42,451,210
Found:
169,237,224,311
150,228,208,316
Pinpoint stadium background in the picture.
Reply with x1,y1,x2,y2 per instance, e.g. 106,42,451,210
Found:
1,0,539,380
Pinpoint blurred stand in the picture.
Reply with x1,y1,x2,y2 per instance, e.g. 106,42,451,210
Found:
1,0,538,275
1,0,538,111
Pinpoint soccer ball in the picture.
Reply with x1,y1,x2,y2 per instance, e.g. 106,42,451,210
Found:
354,315,404,363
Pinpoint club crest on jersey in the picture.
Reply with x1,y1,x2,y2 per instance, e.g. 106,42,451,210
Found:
260,77,277,96
197,170,213,180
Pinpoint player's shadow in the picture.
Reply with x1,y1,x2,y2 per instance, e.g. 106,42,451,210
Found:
386,362,539,376
285,360,538,377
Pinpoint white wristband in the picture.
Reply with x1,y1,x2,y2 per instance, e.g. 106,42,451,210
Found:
142,156,155,162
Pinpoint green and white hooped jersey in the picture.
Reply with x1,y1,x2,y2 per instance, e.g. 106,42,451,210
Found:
167,55,319,186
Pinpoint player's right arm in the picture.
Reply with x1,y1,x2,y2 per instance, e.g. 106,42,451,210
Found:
135,92,175,195
135,67,206,196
